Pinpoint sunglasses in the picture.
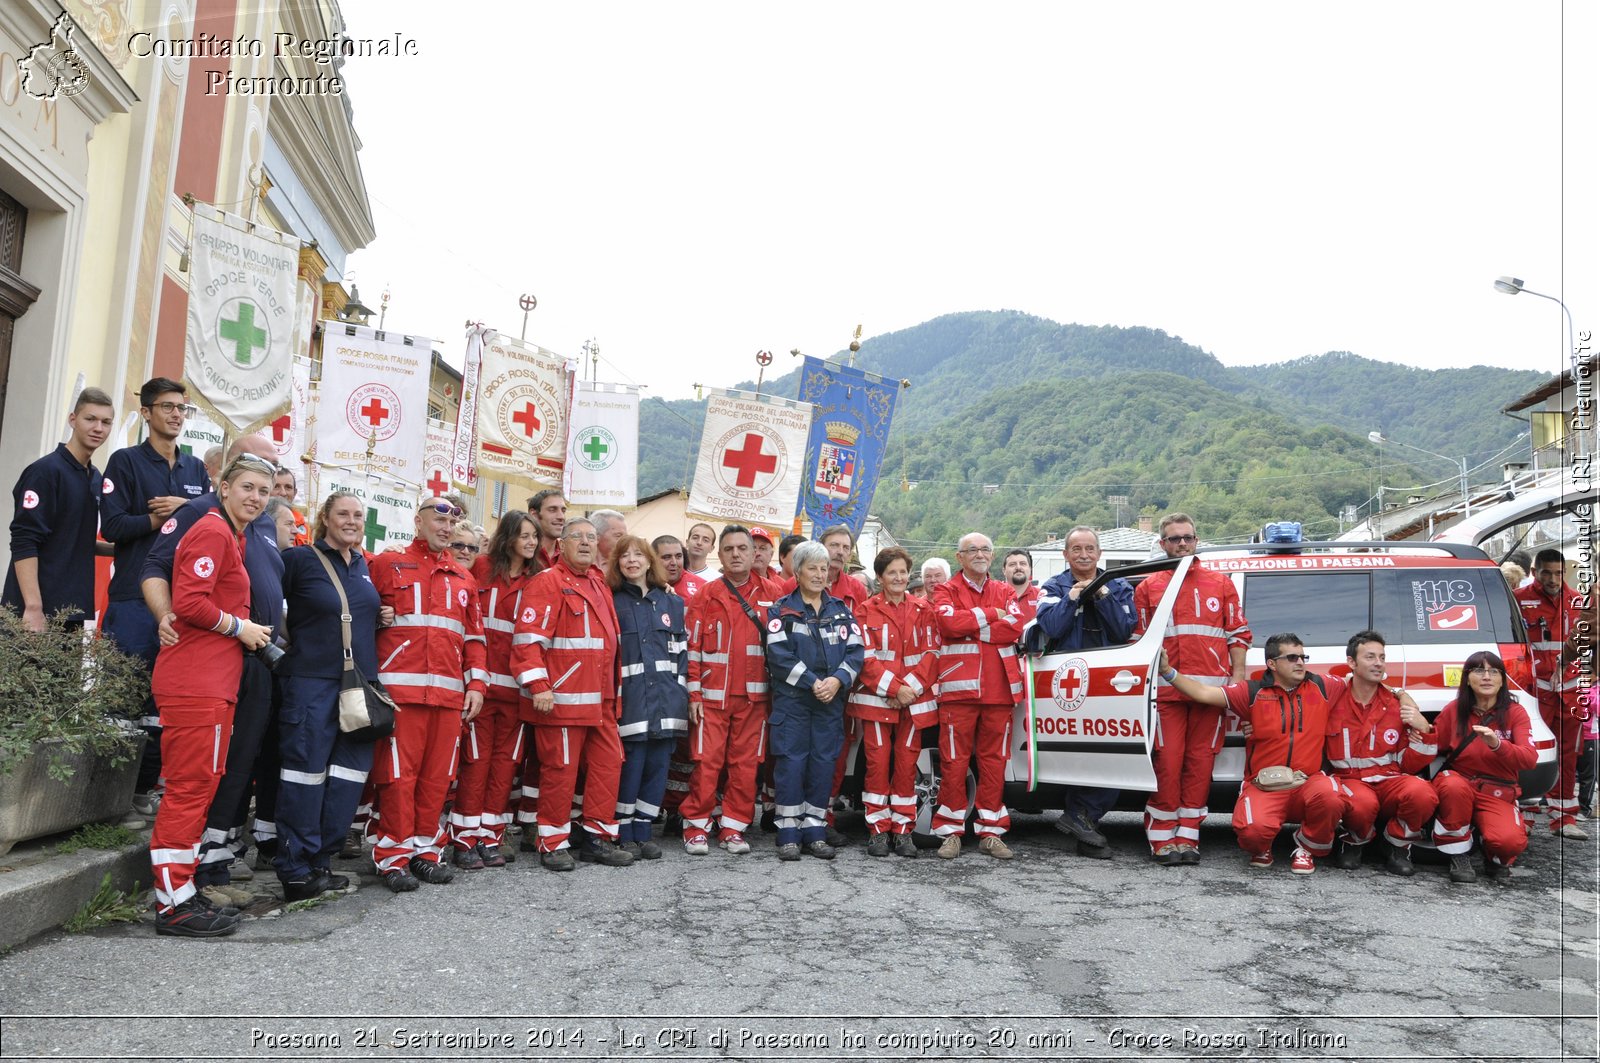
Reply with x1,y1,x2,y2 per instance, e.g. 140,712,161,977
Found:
1163,534,1197,544
423,503,463,517
232,453,279,473
1271,653,1309,664
449,542,479,554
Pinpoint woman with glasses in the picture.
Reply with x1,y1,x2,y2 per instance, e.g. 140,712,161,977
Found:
148,454,275,937
272,490,390,901
1429,652,1538,882
450,510,540,869
765,540,865,860
607,535,689,860
449,524,482,569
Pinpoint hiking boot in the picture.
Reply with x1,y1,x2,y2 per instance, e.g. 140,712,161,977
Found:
452,846,485,871
719,832,751,855
777,843,801,861
682,830,710,855
1448,854,1477,883
156,897,239,938
339,829,363,859
1484,860,1512,881
1556,821,1589,840
937,836,961,860
577,839,634,867
409,857,456,884
201,883,254,907
638,839,662,860
477,843,507,868
312,869,350,892
1384,845,1416,877
1154,844,1184,867
381,868,419,892
229,858,255,881
1077,842,1112,860
893,834,918,858
540,849,576,872
1177,844,1200,865
194,893,239,917
1333,841,1365,870
866,833,891,858
1055,807,1108,848
978,836,1014,860
619,841,642,858
825,826,849,848
805,840,836,860
1290,846,1315,875
1247,851,1275,870
282,876,326,903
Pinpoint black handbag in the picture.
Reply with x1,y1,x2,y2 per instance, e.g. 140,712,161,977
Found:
312,547,397,742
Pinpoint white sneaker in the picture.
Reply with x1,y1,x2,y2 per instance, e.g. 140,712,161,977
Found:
1556,822,1589,840
682,831,710,855
719,832,751,855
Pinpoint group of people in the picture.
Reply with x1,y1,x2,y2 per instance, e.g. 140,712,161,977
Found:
5,387,1594,940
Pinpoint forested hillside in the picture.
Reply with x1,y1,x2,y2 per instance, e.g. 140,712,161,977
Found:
634,311,1548,552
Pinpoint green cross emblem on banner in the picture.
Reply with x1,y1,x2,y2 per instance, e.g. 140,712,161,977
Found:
219,301,268,366
364,506,387,551
582,435,609,463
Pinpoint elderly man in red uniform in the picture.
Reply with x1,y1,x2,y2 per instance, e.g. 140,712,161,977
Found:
681,525,778,855
511,517,632,871
1325,630,1439,875
931,531,1026,860
1134,513,1250,866
368,497,488,892
1516,548,1590,840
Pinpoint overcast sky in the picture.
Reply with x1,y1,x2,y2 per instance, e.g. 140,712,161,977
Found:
340,2,1595,400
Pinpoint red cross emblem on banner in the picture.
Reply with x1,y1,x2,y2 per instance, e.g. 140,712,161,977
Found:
512,402,541,437
426,469,449,497
269,414,292,443
360,398,391,427
721,432,778,488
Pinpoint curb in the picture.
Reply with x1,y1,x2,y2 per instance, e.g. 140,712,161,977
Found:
0,837,150,952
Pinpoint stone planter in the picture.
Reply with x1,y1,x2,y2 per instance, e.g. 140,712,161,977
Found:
0,734,145,857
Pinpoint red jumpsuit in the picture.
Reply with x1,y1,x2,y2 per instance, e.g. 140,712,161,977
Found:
452,555,536,853
368,539,488,871
931,572,1025,839
511,558,622,852
1430,701,1538,867
1515,581,1588,830
149,511,250,913
848,593,940,835
682,572,777,839
1135,561,1250,854
1325,681,1438,849
1225,674,1342,858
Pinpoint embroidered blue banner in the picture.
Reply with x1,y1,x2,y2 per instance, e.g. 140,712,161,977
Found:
792,357,900,538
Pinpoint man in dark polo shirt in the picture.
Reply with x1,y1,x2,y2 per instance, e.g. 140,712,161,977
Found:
4,387,116,632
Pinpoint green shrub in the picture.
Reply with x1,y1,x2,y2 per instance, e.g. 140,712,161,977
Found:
62,873,143,932
55,822,141,853
0,609,147,780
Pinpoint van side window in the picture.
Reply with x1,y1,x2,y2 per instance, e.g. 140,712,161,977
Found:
1243,573,1369,649
1383,570,1522,645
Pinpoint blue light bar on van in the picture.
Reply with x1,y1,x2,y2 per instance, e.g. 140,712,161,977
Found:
1261,522,1303,544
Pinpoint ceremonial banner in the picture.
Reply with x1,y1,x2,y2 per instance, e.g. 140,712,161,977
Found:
687,388,813,526
474,332,572,491
317,321,432,488
316,471,417,554
564,381,640,508
184,205,301,433
423,417,456,500
451,325,487,489
176,408,226,465
264,355,314,465
793,357,902,537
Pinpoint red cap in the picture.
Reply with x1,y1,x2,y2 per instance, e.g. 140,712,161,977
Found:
750,526,774,542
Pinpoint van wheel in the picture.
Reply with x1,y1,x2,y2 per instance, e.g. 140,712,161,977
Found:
911,756,976,850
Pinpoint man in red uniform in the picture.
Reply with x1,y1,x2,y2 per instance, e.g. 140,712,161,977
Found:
931,531,1026,860
1325,630,1438,875
510,517,631,871
681,525,777,855
526,489,567,571
653,534,706,601
1166,633,1341,874
1002,549,1040,622
1516,548,1590,839
750,526,781,579
1134,513,1250,865
368,497,488,892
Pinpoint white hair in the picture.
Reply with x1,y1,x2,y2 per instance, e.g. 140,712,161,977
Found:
590,509,626,534
790,541,830,575
920,557,951,578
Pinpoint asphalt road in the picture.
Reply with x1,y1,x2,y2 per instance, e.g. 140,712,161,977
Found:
0,812,1594,1063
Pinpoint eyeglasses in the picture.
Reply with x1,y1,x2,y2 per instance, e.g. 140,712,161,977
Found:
147,401,198,416
1163,534,1198,544
564,532,599,543
449,542,479,554
423,503,463,517
1468,664,1501,676
958,546,994,555
1271,653,1309,664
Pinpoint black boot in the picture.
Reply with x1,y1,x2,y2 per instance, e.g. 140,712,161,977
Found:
1333,841,1366,870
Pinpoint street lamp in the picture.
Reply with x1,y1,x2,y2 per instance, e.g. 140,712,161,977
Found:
1368,431,1470,518
1494,276,1576,364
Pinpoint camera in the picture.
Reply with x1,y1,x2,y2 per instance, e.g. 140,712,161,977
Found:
253,640,286,670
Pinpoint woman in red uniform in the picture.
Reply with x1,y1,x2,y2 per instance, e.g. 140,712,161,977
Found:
1430,651,1539,883
148,453,274,936
848,547,939,858
451,510,540,868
